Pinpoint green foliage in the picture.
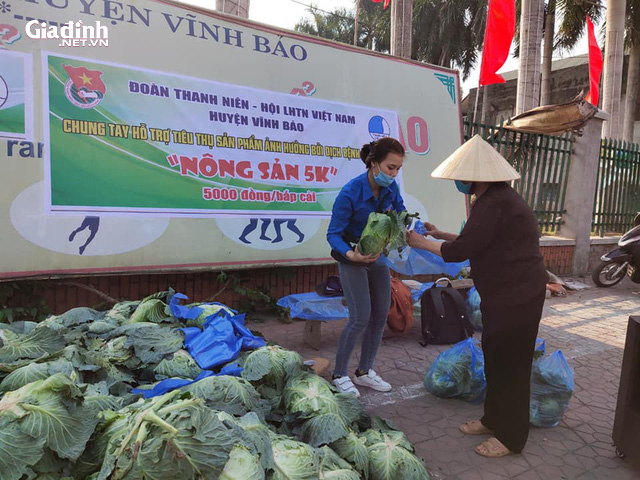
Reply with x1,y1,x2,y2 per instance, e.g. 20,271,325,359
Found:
0,282,51,325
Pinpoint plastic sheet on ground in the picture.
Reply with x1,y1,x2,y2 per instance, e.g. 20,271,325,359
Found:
381,246,469,277
131,363,243,398
277,292,349,321
530,350,574,428
423,337,486,404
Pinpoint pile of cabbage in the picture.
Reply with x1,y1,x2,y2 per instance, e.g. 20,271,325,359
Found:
357,210,419,256
0,291,430,479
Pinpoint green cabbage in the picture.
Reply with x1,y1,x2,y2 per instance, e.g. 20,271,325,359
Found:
270,436,320,480
284,373,363,446
358,210,419,256
529,351,574,428
187,303,236,329
330,430,369,477
186,375,270,419
0,374,99,480
423,338,486,403
242,346,303,388
318,446,360,480
242,346,304,409
154,349,202,380
220,445,265,480
96,391,238,479
363,429,430,480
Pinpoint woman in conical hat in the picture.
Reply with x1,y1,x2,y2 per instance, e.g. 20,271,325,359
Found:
407,134,549,458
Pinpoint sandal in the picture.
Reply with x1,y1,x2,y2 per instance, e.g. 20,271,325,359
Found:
459,420,493,435
475,437,514,458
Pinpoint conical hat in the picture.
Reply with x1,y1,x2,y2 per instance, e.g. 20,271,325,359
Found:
431,134,521,182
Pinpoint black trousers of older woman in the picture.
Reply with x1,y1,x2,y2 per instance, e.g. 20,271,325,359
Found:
479,290,546,453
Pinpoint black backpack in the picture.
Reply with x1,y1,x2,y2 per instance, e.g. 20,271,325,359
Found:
420,278,474,347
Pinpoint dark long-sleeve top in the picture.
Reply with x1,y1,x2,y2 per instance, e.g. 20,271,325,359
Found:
441,182,548,307
327,172,406,256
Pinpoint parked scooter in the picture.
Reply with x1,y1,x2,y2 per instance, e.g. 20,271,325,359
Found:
592,213,640,287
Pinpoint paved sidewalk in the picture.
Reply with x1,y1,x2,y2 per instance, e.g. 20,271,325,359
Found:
251,278,640,479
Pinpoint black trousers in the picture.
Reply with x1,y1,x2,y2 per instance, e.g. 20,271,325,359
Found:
480,291,545,453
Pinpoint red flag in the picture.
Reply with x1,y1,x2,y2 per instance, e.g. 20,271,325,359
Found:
63,64,107,95
585,16,603,106
371,0,390,9
479,0,516,86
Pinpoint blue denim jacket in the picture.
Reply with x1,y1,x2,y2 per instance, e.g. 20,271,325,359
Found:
327,171,406,256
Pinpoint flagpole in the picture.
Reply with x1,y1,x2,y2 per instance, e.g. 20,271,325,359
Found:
473,85,482,124
473,0,491,126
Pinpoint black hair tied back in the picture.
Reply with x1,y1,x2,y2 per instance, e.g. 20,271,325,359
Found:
360,141,377,167
359,138,405,169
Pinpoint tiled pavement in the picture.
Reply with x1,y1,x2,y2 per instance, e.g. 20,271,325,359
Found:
250,277,640,479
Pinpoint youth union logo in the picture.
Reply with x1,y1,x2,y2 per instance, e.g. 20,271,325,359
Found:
368,115,390,140
62,64,107,109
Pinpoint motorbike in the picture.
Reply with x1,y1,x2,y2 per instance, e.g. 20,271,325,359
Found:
592,212,640,287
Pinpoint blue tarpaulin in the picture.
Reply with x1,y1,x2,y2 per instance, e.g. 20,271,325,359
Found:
131,363,243,399
169,293,237,319
132,294,265,398
277,292,349,321
180,310,266,369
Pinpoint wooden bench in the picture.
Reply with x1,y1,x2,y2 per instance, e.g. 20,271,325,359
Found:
301,278,475,350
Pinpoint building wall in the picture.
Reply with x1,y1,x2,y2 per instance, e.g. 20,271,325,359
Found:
20,245,577,315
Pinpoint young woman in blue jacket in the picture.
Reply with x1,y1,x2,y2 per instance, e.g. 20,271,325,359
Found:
327,137,405,397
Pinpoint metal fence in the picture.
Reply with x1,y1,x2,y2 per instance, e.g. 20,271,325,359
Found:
592,139,640,236
463,120,573,234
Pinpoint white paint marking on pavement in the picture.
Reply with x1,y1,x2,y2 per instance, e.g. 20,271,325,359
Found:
361,382,427,407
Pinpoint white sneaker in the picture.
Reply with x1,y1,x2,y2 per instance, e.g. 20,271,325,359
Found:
332,376,361,397
353,369,392,392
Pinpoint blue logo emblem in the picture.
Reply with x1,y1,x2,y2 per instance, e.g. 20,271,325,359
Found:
368,116,391,140
434,73,457,104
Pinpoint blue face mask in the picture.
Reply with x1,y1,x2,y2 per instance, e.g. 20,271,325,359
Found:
455,180,475,195
373,165,395,188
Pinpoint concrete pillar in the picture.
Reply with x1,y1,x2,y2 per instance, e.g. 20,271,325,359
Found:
216,0,250,18
559,111,610,275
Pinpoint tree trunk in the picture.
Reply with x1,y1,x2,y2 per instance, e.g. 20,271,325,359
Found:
516,0,545,114
354,0,360,46
391,0,413,58
216,0,250,18
540,0,556,106
481,84,492,123
623,43,640,143
601,0,627,139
